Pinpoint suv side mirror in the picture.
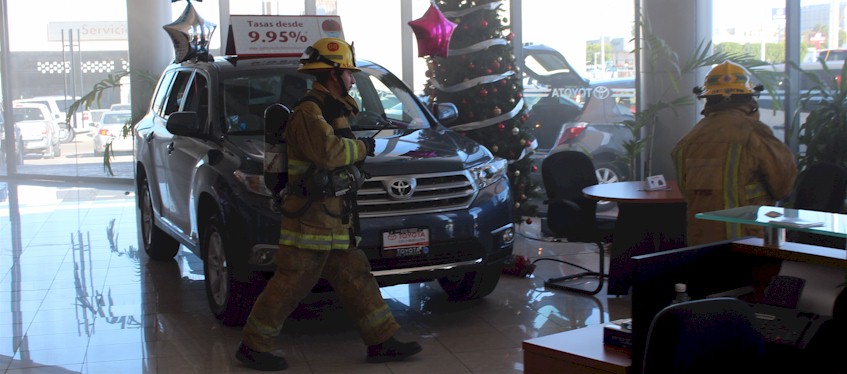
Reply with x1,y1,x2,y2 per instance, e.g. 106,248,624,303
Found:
166,111,200,136
436,102,458,124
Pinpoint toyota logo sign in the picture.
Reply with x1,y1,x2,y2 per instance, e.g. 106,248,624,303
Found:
385,178,416,200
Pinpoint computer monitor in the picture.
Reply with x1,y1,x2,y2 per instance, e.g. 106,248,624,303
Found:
630,238,759,373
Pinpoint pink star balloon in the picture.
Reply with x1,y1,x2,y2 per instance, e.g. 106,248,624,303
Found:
408,4,457,58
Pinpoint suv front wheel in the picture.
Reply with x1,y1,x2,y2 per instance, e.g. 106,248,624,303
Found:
438,264,503,300
140,175,180,260
202,213,263,326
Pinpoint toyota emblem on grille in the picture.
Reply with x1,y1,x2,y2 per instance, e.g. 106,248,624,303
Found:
384,178,416,200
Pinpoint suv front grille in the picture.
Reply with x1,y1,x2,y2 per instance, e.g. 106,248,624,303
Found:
356,171,477,218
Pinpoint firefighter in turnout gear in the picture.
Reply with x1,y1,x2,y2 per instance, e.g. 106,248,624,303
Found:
236,38,421,371
672,60,797,246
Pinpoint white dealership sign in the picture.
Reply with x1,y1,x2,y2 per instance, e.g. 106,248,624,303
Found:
48,22,128,41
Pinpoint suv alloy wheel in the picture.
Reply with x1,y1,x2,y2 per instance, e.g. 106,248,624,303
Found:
140,175,180,260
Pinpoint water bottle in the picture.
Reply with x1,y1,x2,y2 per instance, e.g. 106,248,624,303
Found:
671,283,691,304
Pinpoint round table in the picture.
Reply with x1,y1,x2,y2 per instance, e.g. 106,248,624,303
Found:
582,180,684,203
582,180,687,295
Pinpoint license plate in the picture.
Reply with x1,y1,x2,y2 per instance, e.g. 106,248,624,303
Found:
382,228,429,257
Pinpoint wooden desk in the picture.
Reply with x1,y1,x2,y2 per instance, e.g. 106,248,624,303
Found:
523,324,631,374
583,181,687,295
731,237,847,269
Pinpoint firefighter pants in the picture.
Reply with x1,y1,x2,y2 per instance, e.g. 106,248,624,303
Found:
241,243,400,351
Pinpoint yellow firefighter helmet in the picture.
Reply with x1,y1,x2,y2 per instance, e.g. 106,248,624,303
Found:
298,37,360,72
695,60,761,98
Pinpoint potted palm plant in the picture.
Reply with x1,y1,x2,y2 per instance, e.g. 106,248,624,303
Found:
788,60,847,318
792,60,847,172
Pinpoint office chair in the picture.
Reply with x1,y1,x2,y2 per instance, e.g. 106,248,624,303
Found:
540,150,615,295
787,161,847,248
642,297,766,374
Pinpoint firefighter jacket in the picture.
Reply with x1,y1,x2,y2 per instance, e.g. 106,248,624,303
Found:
671,103,797,246
279,83,370,251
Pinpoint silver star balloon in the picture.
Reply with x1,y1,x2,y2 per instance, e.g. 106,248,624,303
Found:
163,1,216,63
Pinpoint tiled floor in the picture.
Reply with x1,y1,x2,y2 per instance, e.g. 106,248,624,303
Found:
0,181,630,373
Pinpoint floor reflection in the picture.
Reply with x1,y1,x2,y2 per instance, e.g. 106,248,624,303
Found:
0,181,630,373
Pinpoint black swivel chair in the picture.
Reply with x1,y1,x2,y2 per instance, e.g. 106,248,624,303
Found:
540,150,615,295
642,297,766,374
786,161,847,248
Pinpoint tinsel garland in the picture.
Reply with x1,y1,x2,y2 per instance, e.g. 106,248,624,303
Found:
441,1,501,18
448,38,509,57
450,97,525,131
432,70,514,93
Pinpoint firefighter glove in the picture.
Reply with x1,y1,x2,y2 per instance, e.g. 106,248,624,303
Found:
358,137,375,156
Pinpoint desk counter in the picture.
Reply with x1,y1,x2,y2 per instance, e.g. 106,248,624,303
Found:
523,324,631,374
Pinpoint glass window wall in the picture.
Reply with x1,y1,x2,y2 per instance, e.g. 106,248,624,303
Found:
0,1,836,183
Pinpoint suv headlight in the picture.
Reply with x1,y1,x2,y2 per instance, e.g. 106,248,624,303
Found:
233,170,272,196
470,157,507,189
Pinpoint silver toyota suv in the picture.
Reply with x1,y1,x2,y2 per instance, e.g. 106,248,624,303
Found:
134,54,516,326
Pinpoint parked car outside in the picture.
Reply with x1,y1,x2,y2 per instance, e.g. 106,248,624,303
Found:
527,77,635,213
110,103,131,111
756,59,845,141
519,44,635,214
0,108,23,167
134,54,515,326
93,110,133,155
815,48,847,62
14,95,91,142
12,102,61,159
87,109,110,128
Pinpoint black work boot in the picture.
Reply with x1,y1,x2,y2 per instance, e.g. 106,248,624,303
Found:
366,337,423,363
235,342,288,371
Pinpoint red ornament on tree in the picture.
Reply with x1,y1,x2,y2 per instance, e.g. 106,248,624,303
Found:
497,123,505,130
480,20,489,28
408,4,457,58
480,88,488,96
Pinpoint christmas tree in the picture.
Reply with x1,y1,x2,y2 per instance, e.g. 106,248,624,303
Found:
421,0,540,220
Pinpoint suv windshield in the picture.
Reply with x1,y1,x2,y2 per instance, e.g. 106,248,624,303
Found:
222,68,430,135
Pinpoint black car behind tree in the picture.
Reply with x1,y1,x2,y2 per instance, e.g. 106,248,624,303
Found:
521,44,634,214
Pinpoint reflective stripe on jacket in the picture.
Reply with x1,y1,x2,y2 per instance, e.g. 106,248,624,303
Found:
279,83,369,250
671,104,797,246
